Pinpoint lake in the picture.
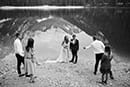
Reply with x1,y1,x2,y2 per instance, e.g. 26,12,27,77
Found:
0,7,130,62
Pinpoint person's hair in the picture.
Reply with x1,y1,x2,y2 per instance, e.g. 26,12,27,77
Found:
62,35,69,45
72,34,76,38
93,36,96,41
26,38,34,52
16,33,20,38
105,46,111,56
64,35,69,44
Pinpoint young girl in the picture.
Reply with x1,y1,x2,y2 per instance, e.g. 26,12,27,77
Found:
100,46,114,84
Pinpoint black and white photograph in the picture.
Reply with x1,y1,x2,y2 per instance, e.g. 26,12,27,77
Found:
0,0,130,87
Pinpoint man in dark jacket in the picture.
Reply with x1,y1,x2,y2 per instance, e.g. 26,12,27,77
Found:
69,34,79,64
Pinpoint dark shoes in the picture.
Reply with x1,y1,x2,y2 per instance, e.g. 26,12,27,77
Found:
19,74,25,77
110,76,114,80
104,81,107,84
25,74,31,77
25,72,32,77
69,60,73,63
93,72,96,75
98,81,107,85
69,60,77,64
19,73,33,78
101,81,107,85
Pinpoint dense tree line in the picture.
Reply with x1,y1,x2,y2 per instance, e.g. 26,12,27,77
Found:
0,0,129,6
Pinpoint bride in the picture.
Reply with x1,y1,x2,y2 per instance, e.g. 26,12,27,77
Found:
45,35,70,63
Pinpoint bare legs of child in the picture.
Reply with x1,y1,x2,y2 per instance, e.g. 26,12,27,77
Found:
109,71,114,79
102,73,108,84
101,71,114,85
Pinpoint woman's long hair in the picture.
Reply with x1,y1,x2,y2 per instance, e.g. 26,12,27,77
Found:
62,35,69,45
64,35,69,44
26,38,34,52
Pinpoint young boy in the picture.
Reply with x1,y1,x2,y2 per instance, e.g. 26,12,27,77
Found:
100,46,114,84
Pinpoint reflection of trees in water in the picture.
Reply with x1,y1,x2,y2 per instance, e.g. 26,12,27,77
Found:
0,17,39,59
0,0,129,6
0,8,130,58
0,15,82,58
61,8,130,55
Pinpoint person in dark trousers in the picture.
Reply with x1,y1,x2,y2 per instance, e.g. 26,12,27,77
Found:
69,34,79,64
14,33,25,77
83,36,105,75
100,46,114,84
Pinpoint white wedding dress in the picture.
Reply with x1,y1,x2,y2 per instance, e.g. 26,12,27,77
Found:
45,42,70,63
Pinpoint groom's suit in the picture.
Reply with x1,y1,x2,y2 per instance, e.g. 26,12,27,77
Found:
70,39,79,64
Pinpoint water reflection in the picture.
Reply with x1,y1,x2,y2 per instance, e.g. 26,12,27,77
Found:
0,8,130,61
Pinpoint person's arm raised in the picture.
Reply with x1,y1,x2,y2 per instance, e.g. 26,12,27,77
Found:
83,44,91,50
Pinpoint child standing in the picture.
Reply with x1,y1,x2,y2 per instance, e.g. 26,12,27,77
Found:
100,46,114,84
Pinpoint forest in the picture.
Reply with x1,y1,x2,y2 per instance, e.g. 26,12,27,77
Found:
0,0,130,6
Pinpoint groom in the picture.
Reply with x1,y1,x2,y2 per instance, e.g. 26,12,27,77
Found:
69,34,79,64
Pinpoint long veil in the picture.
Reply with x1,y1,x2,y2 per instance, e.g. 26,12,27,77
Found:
45,46,64,63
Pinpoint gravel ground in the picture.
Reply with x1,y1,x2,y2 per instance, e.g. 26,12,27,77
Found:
0,29,130,87
0,51,130,87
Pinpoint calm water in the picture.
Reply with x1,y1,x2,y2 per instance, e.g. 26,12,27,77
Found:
0,8,130,61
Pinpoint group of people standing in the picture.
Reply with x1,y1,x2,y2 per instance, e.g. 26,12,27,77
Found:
14,32,79,83
14,31,114,84
83,36,114,84
45,34,79,64
14,32,39,83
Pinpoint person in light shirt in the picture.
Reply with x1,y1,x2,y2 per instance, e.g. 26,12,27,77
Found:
83,36,105,75
14,33,25,77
